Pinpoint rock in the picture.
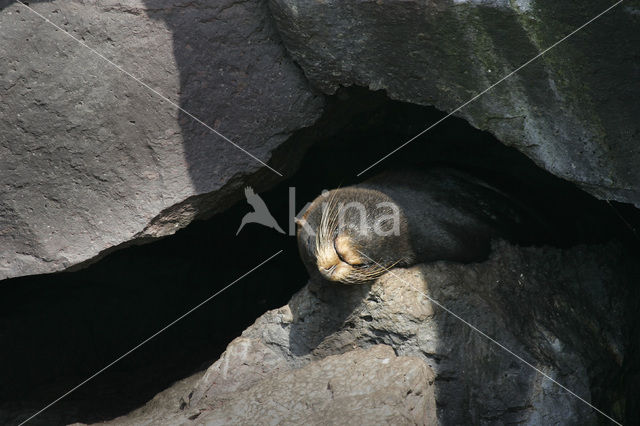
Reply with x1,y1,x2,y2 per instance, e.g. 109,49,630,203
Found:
187,338,292,407
70,372,203,426
0,0,323,280
94,345,436,425
93,240,630,425
193,345,437,426
268,0,640,206
206,241,628,424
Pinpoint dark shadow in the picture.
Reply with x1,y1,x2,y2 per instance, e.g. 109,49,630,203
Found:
138,0,323,192
1,86,638,425
3,0,638,423
287,278,373,357
281,85,639,424
2,0,321,197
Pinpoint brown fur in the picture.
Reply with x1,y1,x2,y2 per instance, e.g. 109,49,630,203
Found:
297,168,541,284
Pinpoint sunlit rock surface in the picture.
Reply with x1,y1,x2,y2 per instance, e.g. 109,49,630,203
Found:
0,0,323,279
95,240,631,425
269,0,640,206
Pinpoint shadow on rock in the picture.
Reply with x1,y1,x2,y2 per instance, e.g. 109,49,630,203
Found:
171,240,632,425
286,277,373,358
140,0,323,193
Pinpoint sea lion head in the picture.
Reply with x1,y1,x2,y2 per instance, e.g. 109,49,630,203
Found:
296,187,411,285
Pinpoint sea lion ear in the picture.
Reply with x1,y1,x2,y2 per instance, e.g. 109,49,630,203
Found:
295,217,305,227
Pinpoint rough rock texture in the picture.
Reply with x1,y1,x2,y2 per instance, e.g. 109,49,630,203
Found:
93,345,437,425
0,0,323,279
194,345,436,425
268,0,640,205
93,240,631,425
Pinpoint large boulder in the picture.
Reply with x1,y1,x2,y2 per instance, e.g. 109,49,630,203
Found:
90,345,437,425
190,344,437,425
268,0,640,205
215,240,628,424
0,0,323,280
92,240,631,424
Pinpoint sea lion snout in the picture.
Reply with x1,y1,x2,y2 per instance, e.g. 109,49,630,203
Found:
316,244,349,282
315,234,360,282
319,264,337,280
334,234,364,265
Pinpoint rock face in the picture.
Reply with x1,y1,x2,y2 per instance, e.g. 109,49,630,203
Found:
268,0,640,206
0,0,323,280
97,240,630,425
191,344,437,426
4,0,639,282
96,345,437,425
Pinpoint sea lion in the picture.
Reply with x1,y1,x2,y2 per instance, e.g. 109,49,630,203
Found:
296,168,544,284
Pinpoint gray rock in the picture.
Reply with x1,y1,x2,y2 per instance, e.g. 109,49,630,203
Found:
0,0,323,280
193,344,437,426
92,345,436,426
94,240,629,425
268,0,640,205
208,241,627,424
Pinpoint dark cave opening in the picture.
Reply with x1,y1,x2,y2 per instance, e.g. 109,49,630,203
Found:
1,87,639,425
